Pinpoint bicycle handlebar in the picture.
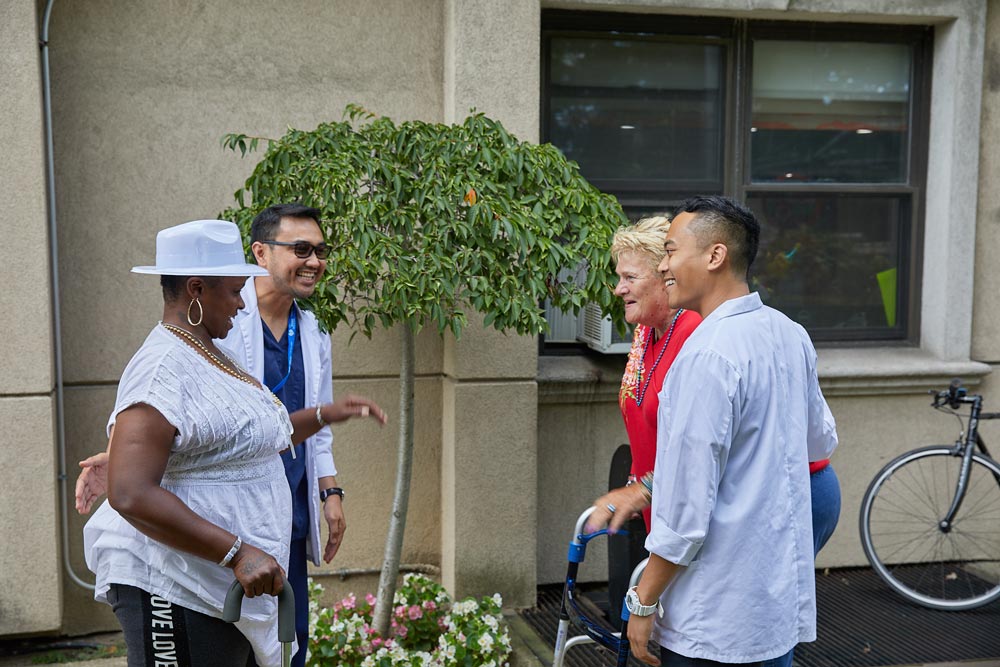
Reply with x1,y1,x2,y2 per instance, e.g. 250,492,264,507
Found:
930,378,970,409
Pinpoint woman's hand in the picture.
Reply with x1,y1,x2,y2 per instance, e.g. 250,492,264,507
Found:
585,483,651,534
75,451,110,514
228,542,286,598
321,394,388,425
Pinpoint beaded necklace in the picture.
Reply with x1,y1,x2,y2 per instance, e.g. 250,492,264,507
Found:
162,323,283,408
634,309,684,407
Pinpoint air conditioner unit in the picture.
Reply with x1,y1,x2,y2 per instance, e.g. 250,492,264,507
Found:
577,302,633,354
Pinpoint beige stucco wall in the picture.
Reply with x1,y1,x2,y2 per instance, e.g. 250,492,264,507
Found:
0,0,61,637
46,0,451,633
973,0,1000,362
46,0,543,635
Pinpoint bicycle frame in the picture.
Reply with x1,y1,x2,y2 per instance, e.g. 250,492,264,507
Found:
935,390,1000,529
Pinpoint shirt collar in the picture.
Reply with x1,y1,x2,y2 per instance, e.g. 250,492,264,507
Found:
702,291,762,325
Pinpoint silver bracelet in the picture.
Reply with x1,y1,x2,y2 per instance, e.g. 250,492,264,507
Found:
316,404,329,428
219,535,242,567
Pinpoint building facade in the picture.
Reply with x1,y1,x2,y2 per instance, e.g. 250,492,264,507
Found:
2,0,997,639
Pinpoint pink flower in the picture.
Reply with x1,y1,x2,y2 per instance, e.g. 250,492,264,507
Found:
395,623,409,638
366,593,377,606
342,594,357,610
372,637,383,648
422,600,437,611
408,605,423,620
394,604,407,617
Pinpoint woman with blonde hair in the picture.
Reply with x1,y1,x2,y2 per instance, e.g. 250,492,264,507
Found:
610,216,702,529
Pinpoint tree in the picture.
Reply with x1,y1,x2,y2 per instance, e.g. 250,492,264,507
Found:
220,105,626,635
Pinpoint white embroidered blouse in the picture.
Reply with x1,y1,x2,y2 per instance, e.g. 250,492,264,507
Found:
84,324,294,666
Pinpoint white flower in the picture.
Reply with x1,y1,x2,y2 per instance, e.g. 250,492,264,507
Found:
484,615,499,631
478,632,494,651
492,593,503,606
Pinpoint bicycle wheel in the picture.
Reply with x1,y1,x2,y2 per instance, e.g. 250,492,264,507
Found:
860,446,1000,610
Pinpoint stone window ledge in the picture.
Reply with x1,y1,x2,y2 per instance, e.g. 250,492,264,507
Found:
538,347,992,404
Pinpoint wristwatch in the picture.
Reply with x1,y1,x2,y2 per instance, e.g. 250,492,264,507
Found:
320,487,344,503
624,586,663,618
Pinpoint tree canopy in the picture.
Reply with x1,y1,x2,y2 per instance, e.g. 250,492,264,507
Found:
220,105,626,339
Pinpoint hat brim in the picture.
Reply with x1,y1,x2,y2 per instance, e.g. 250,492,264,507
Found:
132,264,270,277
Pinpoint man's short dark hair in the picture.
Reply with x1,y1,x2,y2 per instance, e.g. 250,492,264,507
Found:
250,203,322,243
674,195,760,279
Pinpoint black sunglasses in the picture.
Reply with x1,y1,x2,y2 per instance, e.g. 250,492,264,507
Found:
262,240,331,259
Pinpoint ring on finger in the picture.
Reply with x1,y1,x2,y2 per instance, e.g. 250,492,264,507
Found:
606,503,617,513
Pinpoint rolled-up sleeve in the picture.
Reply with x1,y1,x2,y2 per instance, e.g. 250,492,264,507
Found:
805,349,837,462
645,350,739,566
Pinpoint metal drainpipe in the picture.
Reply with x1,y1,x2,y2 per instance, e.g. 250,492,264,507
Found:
41,0,95,591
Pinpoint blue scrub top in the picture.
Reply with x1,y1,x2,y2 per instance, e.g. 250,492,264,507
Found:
262,311,310,540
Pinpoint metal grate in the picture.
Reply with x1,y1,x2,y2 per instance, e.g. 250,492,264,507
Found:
797,567,1000,666
520,585,636,667
520,569,1000,667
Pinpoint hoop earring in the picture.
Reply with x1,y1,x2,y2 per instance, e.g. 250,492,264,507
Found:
187,298,204,327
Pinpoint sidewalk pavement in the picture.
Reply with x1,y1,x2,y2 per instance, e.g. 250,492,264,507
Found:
13,618,1000,667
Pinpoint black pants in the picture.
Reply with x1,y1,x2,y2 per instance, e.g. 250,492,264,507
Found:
108,584,255,667
659,646,762,667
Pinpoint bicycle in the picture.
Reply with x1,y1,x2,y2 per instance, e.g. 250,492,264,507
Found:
859,379,1000,610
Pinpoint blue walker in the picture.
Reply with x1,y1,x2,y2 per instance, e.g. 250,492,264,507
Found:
552,506,648,667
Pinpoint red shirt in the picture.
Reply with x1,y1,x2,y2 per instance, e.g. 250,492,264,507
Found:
619,310,702,529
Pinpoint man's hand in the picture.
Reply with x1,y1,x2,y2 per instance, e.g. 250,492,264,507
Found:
322,495,346,563
627,613,660,666
321,395,388,426
75,451,110,514
585,483,650,534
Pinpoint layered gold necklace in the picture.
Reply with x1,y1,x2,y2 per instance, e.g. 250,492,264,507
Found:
161,322,283,408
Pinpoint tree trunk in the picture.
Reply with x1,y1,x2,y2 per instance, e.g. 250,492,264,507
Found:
372,324,416,636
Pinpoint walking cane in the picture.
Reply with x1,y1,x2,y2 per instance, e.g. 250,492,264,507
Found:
223,578,296,667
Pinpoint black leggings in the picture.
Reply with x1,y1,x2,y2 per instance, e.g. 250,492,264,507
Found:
108,584,255,667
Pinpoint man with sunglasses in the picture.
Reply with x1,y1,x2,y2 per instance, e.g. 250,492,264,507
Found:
229,202,385,667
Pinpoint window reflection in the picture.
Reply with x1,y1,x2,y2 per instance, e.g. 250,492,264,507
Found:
548,37,724,185
751,41,911,183
747,194,906,336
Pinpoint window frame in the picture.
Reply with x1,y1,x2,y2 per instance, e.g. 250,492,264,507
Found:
540,10,932,350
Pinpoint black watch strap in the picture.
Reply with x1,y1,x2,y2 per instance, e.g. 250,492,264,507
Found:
320,487,344,503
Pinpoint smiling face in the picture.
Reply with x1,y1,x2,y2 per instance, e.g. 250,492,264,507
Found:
658,211,711,313
614,250,673,331
197,276,249,339
252,216,327,300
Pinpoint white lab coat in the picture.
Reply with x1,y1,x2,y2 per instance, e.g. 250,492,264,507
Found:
222,278,336,565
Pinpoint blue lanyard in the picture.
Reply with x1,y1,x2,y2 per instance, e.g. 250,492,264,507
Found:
267,307,297,393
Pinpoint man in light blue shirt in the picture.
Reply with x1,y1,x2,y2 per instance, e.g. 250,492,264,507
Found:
627,195,838,666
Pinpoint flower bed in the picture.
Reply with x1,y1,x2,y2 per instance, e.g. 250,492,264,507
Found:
308,573,512,667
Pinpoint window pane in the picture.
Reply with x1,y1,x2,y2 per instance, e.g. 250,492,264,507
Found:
548,36,724,187
746,194,908,338
751,41,911,183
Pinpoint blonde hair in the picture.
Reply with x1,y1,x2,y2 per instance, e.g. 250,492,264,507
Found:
610,215,672,270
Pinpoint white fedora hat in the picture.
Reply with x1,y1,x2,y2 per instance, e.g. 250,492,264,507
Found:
132,219,269,277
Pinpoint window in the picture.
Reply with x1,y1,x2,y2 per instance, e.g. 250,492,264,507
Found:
542,13,930,346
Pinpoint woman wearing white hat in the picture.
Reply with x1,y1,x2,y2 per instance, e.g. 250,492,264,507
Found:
83,220,331,666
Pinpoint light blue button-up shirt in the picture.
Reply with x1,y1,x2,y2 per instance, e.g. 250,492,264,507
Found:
646,292,837,663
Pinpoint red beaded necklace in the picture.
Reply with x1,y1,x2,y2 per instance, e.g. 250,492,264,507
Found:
634,309,684,407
